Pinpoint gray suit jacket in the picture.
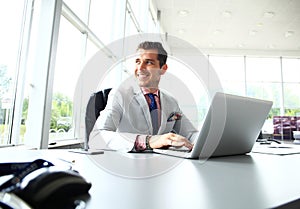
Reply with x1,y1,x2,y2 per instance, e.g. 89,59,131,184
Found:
89,78,198,152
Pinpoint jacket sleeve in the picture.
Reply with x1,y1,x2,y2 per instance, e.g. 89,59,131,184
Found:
88,89,138,152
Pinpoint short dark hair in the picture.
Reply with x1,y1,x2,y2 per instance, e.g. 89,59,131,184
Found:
137,41,168,68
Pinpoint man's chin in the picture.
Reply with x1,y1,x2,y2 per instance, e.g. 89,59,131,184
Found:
137,80,148,87
138,83,147,87
137,80,157,89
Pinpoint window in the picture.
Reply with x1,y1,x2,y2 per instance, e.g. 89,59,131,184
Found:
209,56,300,133
48,0,162,145
246,57,282,117
0,1,26,145
209,56,245,96
62,0,88,21
166,58,207,127
282,58,300,115
89,0,126,45
49,16,85,142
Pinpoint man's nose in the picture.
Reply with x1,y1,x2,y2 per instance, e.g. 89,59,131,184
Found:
137,62,146,70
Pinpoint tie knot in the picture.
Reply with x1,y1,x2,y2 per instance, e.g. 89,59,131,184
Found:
147,93,155,99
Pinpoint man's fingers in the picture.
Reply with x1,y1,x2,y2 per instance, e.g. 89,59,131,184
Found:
168,134,193,149
170,140,184,147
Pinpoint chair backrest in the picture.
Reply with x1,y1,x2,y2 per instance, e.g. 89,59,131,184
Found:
84,88,112,149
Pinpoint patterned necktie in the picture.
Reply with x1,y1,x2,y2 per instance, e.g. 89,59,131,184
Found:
147,93,159,134
147,93,157,111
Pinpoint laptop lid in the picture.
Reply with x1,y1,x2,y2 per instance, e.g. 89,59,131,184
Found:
154,92,273,159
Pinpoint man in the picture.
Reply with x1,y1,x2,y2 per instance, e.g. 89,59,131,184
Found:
89,41,197,152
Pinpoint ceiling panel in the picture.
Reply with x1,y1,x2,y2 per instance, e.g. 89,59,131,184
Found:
152,0,300,55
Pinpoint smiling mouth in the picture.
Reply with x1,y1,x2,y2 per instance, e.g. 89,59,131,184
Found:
137,73,149,79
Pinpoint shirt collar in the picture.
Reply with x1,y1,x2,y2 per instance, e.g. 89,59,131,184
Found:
141,87,159,96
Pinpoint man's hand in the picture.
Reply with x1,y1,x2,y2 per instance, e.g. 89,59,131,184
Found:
149,133,193,150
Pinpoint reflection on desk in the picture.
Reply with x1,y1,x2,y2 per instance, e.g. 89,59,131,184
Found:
0,149,300,209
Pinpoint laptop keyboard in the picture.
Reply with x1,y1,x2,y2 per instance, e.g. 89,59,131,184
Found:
168,146,192,152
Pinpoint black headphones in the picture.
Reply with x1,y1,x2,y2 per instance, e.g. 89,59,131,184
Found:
0,159,92,209
0,159,54,193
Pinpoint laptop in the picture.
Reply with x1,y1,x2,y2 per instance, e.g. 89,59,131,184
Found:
153,92,273,159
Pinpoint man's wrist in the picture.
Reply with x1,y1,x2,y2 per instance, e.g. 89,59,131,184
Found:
146,135,153,150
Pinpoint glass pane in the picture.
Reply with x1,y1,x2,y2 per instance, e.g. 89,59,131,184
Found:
125,11,139,37
63,0,89,22
209,56,245,82
283,83,300,113
246,58,282,132
85,39,99,63
209,55,245,95
282,58,300,82
282,58,300,118
246,57,281,82
220,82,245,96
147,11,157,32
128,0,157,33
0,1,25,145
128,0,148,26
166,58,207,127
89,0,126,44
50,16,84,142
247,82,281,115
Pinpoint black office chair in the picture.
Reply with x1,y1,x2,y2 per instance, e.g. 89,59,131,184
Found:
84,88,112,149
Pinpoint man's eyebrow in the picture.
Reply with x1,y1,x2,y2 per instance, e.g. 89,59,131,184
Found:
144,58,155,62
135,58,156,62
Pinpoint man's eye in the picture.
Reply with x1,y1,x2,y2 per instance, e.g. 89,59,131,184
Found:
146,61,154,64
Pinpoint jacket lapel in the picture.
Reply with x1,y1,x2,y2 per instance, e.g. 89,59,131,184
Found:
157,91,168,134
133,86,153,134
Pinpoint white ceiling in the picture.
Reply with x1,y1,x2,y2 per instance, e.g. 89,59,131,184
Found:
152,0,300,56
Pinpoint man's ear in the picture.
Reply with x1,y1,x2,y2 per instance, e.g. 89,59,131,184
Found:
160,64,168,75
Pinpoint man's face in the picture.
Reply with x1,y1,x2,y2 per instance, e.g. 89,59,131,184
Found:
134,49,167,89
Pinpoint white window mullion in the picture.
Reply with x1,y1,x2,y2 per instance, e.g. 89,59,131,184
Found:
279,57,285,115
25,0,62,149
10,0,34,145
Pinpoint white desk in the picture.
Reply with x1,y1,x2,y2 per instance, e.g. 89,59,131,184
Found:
1,149,300,209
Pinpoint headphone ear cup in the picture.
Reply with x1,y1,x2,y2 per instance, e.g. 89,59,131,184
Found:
13,168,91,209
